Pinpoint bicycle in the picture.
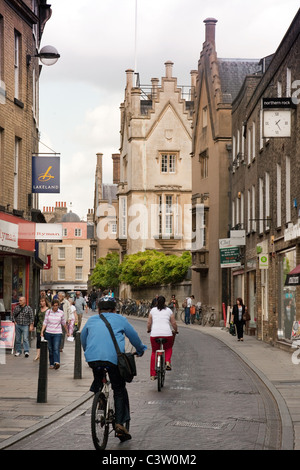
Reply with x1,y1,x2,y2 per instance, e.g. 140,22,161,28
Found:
155,338,167,392
91,366,130,451
202,306,216,326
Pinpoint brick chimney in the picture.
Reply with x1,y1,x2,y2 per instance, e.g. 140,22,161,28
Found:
112,154,120,184
204,18,217,45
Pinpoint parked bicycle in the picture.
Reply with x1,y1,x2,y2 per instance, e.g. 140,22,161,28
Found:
201,306,216,326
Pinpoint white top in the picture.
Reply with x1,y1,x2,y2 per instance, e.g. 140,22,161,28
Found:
150,307,173,337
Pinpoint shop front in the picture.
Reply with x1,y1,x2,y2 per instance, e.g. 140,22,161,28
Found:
0,213,35,320
278,247,297,342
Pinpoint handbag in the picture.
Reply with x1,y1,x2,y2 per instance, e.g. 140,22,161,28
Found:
99,314,136,383
229,323,236,336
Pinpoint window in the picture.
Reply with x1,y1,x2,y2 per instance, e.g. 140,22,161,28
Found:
63,228,68,237
161,153,176,173
286,67,291,97
252,122,256,160
240,192,244,229
76,247,83,259
251,185,256,232
58,266,65,280
75,266,83,280
286,156,291,223
74,228,82,237
199,150,208,179
0,16,3,81
265,172,270,230
247,189,251,233
247,128,251,165
202,106,208,127
111,223,117,234
58,247,65,260
165,195,173,234
119,196,127,238
14,31,21,99
259,178,264,233
277,164,281,227
14,138,20,209
158,195,162,235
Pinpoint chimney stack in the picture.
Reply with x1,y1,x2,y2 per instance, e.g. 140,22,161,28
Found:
164,61,174,79
204,18,217,45
112,154,120,184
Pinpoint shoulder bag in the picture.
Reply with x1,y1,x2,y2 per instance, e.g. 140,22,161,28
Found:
99,314,137,383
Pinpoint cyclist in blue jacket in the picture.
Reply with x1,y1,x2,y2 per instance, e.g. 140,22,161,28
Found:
81,295,147,441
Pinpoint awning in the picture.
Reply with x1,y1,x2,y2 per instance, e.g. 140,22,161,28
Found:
285,265,300,286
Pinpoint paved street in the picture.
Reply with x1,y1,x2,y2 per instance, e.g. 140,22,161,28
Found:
2,315,287,451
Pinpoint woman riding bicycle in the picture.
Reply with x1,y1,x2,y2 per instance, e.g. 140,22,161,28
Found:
81,295,147,441
147,295,178,380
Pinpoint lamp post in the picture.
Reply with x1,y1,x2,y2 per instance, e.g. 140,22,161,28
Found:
27,45,60,66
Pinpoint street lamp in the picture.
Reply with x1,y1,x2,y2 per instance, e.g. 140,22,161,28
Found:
27,45,60,66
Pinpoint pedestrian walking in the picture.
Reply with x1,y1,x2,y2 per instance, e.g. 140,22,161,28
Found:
190,295,196,324
147,295,178,379
184,295,192,324
74,291,88,330
12,297,34,358
57,291,71,351
231,297,246,341
33,296,50,360
67,299,78,336
40,299,69,369
168,294,179,319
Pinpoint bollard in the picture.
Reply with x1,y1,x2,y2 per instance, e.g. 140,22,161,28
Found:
37,340,48,403
74,331,82,379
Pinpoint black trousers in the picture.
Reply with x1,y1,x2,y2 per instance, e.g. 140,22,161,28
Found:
235,320,244,339
88,361,130,425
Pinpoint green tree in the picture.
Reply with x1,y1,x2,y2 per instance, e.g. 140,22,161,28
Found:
90,252,120,289
119,250,191,288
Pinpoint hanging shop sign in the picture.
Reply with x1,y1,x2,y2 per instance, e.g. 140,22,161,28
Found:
35,223,62,241
219,239,241,268
259,253,269,269
32,156,60,193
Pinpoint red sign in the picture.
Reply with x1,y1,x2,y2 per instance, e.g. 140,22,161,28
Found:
44,254,51,270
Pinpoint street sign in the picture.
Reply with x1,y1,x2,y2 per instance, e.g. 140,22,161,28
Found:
259,253,269,269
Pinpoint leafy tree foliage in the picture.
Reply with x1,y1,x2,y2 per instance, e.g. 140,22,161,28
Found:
89,252,120,289
90,250,191,289
119,250,191,288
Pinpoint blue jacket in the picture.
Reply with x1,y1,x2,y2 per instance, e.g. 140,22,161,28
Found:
81,312,147,364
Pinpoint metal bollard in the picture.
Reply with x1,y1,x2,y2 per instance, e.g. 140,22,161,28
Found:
74,331,82,379
37,340,48,403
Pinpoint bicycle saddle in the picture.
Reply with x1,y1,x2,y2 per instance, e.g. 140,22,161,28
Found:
155,338,167,344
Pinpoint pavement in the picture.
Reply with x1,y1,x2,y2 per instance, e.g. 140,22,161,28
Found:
1,314,300,450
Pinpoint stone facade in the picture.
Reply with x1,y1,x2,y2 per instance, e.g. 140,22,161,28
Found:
117,62,194,257
191,18,260,322
231,10,300,345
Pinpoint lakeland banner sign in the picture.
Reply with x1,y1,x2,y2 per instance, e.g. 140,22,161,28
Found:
32,156,60,193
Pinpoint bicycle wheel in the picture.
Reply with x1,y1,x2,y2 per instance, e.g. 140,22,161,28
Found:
209,314,215,327
157,354,165,391
91,392,109,451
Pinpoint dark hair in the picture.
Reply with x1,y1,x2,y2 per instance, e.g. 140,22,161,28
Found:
52,299,59,306
236,297,243,305
157,295,166,311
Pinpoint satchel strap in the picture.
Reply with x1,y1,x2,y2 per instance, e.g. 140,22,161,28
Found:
99,313,121,355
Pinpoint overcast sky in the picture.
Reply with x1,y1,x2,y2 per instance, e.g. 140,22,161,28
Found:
38,0,300,220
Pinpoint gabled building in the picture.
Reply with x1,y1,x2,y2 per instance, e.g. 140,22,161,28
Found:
191,18,261,321
117,62,194,259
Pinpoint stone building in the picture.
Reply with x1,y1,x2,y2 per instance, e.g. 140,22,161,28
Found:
92,152,120,260
117,62,194,258
191,18,260,321
231,9,300,345
40,207,92,294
